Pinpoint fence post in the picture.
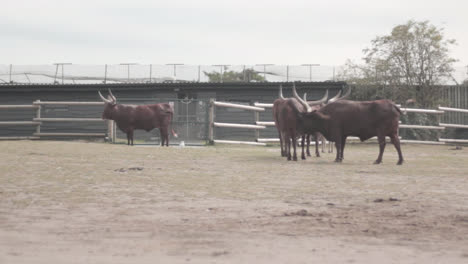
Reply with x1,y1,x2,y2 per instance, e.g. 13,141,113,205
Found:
208,98,215,144
107,120,114,143
34,100,41,136
253,102,260,141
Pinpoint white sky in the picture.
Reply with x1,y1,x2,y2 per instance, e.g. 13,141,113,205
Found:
1,0,467,69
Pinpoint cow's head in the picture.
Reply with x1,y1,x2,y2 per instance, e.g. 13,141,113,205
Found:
98,89,117,120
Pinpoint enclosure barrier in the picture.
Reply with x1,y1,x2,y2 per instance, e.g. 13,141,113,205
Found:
209,99,267,145
0,104,41,140
31,100,112,139
249,102,468,146
0,101,114,141
438,106,468,143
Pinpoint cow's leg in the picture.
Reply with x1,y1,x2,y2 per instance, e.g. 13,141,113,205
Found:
334,138,342,162
160,128,169,147
314,133,320,157
292,135,298,161
340,136,347,160
307,134,312,157
128,130,134,146
126,132,131,146
286,136,291,161
390,134,404,165
278,131,283,156
301,135,306,160
374,134,386,164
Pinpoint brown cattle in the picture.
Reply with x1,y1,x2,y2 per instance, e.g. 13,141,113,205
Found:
293,86,404,165
273,84,328,161
99,90,177,146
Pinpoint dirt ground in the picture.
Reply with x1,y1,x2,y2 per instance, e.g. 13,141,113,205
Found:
0,140,467,263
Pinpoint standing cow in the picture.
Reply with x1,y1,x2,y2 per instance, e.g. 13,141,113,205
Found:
301,88,349,158
292,86,404,165
273,84,328,161
99,89,177,146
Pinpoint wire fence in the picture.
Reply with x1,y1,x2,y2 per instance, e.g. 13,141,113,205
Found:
2,64,466,85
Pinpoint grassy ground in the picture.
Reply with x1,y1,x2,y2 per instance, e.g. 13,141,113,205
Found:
0,140,467,263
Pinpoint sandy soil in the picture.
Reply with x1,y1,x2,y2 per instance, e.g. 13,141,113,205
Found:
1,140,468,263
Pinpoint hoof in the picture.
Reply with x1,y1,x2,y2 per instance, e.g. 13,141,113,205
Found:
374,160,382,164
397,160,404,165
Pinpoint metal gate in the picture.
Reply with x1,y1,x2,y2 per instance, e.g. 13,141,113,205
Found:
113,98,209,146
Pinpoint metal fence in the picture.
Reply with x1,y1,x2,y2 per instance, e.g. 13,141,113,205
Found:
2,64,467,85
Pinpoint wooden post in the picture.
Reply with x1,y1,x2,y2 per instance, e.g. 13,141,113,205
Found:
107,120,114,143
34,100,41,135
208,98,215,144
254,102,260,141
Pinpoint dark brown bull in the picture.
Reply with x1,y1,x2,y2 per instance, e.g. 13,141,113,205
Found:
301,87,351,157
99,90,177,146
272,84,328,161
293,86,404,165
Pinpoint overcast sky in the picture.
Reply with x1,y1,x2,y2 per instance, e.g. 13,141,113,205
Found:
1,0,467,68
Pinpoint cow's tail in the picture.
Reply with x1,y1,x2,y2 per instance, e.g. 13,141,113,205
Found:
168,111,178,138
393,103,402,115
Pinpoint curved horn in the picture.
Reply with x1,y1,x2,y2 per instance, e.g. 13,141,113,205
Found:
108,89,117,102
98,91,111,103
327,90,342,103
292,83,312,112
279,84,285,99
308,90,328,106
339,86,351,100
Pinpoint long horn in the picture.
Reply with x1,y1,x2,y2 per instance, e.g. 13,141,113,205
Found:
304,90,328,106
108,89,117,102
98,91,112,103
327,90,342,103
279,84,285,99
339,86,351,100
292,83,312,112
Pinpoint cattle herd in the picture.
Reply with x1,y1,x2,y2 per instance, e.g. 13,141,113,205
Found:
99,85,404,165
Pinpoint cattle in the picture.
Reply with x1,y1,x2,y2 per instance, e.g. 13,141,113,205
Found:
302,88,351,156
272,85,287,157
98,89,177,146
273,84,328,161
292,86,404,165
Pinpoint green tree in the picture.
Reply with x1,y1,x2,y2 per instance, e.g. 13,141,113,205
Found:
204,68,265,82
339,20,457,107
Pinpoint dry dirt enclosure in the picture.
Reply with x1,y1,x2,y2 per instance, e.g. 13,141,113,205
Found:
1,140,468,263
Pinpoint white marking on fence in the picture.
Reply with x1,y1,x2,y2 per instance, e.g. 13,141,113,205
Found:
214,122,266,129
439,123,468,129
0,105,39,109
400,140,445,145
0,136,40,140
256,121,276,126
438,106,468,113
399,108,444,114
33,133,106,137
399,124,445,130
33,118,103,122
0,121,41,126
213,140,266,146
254,102,274,108
257,138,280,142
439,138,468,143
33,101,104,106
213,101,265,111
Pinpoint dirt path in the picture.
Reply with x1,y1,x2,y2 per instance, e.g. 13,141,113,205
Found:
1,141,467,263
